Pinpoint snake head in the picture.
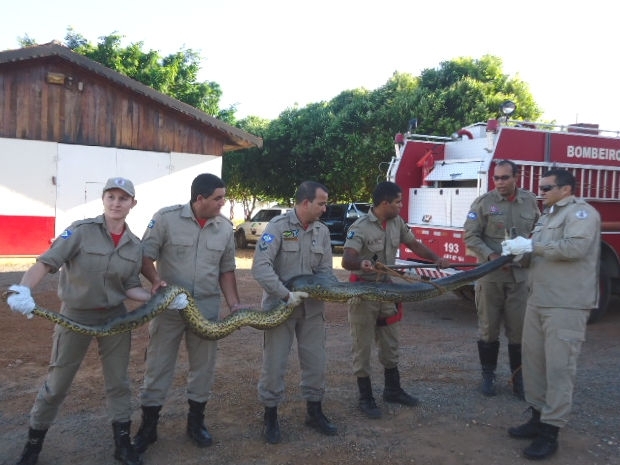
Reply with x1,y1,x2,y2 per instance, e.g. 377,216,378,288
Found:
1,290,17,302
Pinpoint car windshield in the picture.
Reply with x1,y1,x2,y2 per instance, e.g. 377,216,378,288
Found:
252,209,283,222
321,205,346,220
354,203,370,213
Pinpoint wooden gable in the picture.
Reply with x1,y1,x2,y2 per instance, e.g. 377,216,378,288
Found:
0,42,262,155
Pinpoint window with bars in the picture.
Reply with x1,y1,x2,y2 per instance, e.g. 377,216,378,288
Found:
518,164,620,201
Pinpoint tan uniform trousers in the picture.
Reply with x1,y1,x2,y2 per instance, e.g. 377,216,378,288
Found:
140,303,218,406
258,304,326,406
522,303,588,428
475,280,528,343
348,300,399,378
30,304,132,429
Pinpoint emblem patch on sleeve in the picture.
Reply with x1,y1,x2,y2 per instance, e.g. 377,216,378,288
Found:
467,212,477,220
60,229,73,239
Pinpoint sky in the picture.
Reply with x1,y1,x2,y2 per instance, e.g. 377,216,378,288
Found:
2,0,618,132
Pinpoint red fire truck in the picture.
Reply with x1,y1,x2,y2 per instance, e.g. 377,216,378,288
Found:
387,103,620,322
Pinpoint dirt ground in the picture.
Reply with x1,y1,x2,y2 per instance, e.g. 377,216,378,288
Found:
1,248,619,465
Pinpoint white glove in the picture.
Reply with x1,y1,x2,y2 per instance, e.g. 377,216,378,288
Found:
287,291,309,307
167,293,189,310
501,236,533,256
7,285,36,319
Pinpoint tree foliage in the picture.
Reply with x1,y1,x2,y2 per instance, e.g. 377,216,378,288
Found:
222,115,271,219
225,55,541,208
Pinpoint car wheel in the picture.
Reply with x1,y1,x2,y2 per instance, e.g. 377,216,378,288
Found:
235,230,248,249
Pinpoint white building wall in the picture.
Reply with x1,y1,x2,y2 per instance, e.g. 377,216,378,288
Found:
0,137,223,254
0,138,57,217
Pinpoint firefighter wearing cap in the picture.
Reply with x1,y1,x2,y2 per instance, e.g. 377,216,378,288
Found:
7,177,171,465
504,168,600,460
463,160,540,399
342,181,450,419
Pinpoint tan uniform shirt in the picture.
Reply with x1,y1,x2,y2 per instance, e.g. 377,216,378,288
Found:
38,215,142,309
142,203,236,316
344,208,415,282
252,209,334,311
464,188,540,282
528,195,600,309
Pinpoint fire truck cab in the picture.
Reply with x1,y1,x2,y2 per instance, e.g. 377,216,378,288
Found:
387,107,620,322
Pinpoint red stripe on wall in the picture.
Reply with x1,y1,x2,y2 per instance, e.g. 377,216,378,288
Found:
0,215,55,256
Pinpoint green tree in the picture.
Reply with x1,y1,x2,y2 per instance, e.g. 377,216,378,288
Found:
409,55,541,134
244,55,540,202
223,115,271,220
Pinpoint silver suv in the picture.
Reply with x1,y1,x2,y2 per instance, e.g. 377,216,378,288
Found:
234,207,292,248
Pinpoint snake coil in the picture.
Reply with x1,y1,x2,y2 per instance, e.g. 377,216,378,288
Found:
4,255,513,340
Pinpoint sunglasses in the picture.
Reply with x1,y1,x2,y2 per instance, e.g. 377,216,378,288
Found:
493,175,512,181
539,184,560,192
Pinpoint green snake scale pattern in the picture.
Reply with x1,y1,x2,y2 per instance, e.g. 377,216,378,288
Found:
6,255,513,340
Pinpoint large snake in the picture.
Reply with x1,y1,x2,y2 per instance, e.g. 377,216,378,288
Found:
3,255,513,340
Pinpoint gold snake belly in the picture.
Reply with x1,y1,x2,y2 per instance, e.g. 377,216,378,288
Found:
6,286,296,341
3,255,513,340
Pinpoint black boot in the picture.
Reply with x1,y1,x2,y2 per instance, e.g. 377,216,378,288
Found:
16,428,47,465
263,406,281,444
187,399,213,447
305,401,337,436
112,421,142,465
383,367,418,406
133,405,161,454
357,377,382,419
508,344,525,400
508,407,541,439
523,422,559,460
478,340,499,396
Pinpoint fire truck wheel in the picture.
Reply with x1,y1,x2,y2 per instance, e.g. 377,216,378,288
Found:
588,273,611,324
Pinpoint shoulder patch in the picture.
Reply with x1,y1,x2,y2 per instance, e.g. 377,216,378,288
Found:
60,229,73,239
147,219,156,229
346,230,355,239
257,233,275,252
575,210,589,219
467,211,478,220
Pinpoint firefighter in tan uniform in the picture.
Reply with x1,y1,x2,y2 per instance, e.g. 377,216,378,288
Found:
7,178,188,465
463,160,540,398
133,174,243,453
504,169,600,460
342,181,450,419
252,181,337,444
